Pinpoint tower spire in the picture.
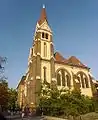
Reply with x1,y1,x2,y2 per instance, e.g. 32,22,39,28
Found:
38,4,47,25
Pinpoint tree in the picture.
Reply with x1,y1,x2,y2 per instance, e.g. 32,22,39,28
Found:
0,80,9,111
0,56,8,112
8,88,18,111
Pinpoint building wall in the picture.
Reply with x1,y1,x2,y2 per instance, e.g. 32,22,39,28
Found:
41,60,51,83
41,40,51,60
17,84,25,108
55,62,93,97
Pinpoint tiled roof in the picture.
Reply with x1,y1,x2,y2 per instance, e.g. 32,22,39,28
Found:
67,56,86,67
38,7,48,25
54,52,67,62
54,52,88,68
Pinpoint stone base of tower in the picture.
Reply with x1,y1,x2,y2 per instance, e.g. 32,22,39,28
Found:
26,78,41,109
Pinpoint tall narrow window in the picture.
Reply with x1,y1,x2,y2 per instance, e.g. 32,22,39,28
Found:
44,42,47,57
46,33,48,39
43,67,46,82
66,75,70,87
61,70,65,86
84,77,89,88
57,73,61,86
51,44,54,56
80,73,85,88
42,32,45,38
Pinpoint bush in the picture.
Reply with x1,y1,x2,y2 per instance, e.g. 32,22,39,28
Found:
39,84,95,117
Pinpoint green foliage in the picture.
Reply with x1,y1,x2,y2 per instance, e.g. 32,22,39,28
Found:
0,80,9,111
39,84,95,117
8,88,18,111
0,56,18,111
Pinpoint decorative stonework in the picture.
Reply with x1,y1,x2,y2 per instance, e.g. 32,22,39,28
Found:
36,76,41,79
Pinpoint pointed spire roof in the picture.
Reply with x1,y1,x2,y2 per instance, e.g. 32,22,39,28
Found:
38,4,48,25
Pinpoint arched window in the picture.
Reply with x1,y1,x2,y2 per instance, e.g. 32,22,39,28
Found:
61,70,65,86
77,75,80,83
57,73,61,86
42,32,45,38
56,69,71,87
46,33,48,39
51,44,54,56
42,32,48,39
77,72,89,88
79,73,84,88
43,67,46,82
84,77,89,88
66,75,70,87
81,77,85,88
44,42,47,57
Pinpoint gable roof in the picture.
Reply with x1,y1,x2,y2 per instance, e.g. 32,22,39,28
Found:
54,52,88,69
67,56,86,67
54,52,66,62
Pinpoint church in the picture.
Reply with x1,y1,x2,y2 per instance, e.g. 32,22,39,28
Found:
17,5,96,108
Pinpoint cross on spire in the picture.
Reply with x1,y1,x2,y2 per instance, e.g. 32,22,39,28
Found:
43,4,45,8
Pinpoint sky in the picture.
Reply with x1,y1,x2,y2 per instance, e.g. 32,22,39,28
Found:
0,0,98,88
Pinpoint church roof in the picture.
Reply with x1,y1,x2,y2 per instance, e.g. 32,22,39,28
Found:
54,52,88,69
54,52,66,62
17,75,26,89
38,5,48,25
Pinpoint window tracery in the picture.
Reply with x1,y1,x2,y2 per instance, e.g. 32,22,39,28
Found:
56,69,71,87
77,72,89,88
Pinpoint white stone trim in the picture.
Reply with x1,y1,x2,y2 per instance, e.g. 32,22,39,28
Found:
38,29,52,35
31,77,33,80
27,81,30,85
52,78,56,81
51,55,54,59
36,76,40,79
28,48,32,60
37,52,41,55
50,42,54,45
33,53,36,57
26,73,29,81
75,78,79,83
29,60,32,63
36,22,40,28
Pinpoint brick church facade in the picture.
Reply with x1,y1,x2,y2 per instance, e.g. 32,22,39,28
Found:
17,6,96,108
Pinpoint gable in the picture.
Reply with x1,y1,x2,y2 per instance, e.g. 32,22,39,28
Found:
39,21,52,32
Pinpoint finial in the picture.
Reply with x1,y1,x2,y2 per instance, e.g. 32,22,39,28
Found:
43,4,45,8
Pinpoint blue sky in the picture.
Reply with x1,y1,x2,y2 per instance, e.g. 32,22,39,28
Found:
0,0,98,88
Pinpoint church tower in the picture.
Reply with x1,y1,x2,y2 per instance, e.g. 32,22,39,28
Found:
25,5,55,106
